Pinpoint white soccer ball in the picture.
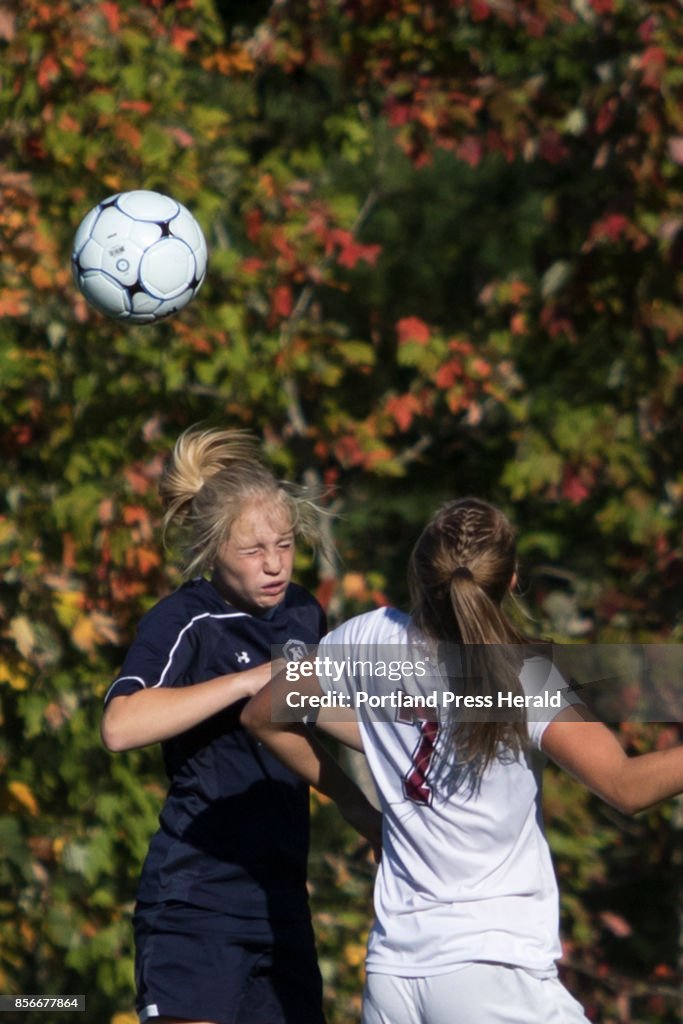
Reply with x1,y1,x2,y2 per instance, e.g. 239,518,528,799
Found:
71,190,208,324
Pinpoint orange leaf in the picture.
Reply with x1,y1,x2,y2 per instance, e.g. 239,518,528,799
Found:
171,25,197,53
130,546,162,574
8,781,39,816
58,112,80,133
342,572,368,601
122,504,150,525
0,289,29,317
115,120,142,149
30,265,53,290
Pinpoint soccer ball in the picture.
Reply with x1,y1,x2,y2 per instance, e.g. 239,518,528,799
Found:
71,190,208,324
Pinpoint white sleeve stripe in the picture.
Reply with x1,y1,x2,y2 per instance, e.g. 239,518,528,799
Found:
105,611,250,704
103,675,146,703
154,611,248,688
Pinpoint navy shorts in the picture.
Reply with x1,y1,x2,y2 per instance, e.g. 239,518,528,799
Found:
134,900,326,1024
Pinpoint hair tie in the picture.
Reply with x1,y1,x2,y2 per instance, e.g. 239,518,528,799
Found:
452,566,474,582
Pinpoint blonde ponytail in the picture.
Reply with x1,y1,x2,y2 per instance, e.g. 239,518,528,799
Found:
159,425,326,579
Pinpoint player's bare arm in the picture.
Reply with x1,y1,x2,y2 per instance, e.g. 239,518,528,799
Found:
101,660,274,752
315,713,364,752
543,707,683,815
242,671,381,852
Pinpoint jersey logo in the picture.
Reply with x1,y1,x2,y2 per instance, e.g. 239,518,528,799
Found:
282,638,308,662
397,700,439,807
235,651,251,664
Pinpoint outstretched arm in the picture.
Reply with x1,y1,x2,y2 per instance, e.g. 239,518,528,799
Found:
241,665,381,852
542,707,683,815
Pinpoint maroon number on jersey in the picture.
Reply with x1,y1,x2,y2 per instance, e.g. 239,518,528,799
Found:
402,719,439,806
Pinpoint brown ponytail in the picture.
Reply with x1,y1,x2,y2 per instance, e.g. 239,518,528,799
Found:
408,498,534,768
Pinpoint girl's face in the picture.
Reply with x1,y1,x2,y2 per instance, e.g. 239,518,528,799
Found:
211,499,295,615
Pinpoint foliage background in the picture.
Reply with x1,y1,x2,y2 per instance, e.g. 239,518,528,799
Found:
0,0,682,1020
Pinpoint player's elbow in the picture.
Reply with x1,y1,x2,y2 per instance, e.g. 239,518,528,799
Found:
101,718,128,753
603,789,641,816
240,697,267,736
101,701,135,753
599,771,646,816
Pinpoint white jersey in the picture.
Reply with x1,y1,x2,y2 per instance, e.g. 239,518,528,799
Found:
317,607,581,977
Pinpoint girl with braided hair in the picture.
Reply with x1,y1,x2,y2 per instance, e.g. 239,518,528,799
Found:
244,497,683,1023
101,425,378,1024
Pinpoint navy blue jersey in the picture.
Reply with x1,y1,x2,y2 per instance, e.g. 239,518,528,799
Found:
105,578,326,920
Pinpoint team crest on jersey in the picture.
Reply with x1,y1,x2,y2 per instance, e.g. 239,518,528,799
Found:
282,638,308,662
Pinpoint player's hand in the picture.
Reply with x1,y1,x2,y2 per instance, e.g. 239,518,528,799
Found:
242,660,285,698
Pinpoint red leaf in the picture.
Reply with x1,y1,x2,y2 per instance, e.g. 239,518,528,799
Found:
271,227,297,263
329,229,381,269
120,100,153,115
538,129,568,164
589,213,629,244
100,1,121,33
385,393,421,432
640,46,667,88
435,359,462,389
244,209,263,243
241,257,265,274
470,0,491,21
637,16,656,43
561,469,590,504
271,284,293,319
37,54,59,90
386,100,413,128
334,435,364,468
396,316,431,346
315,578,336,610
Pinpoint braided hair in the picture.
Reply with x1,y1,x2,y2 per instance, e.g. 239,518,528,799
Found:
408,498,534,768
